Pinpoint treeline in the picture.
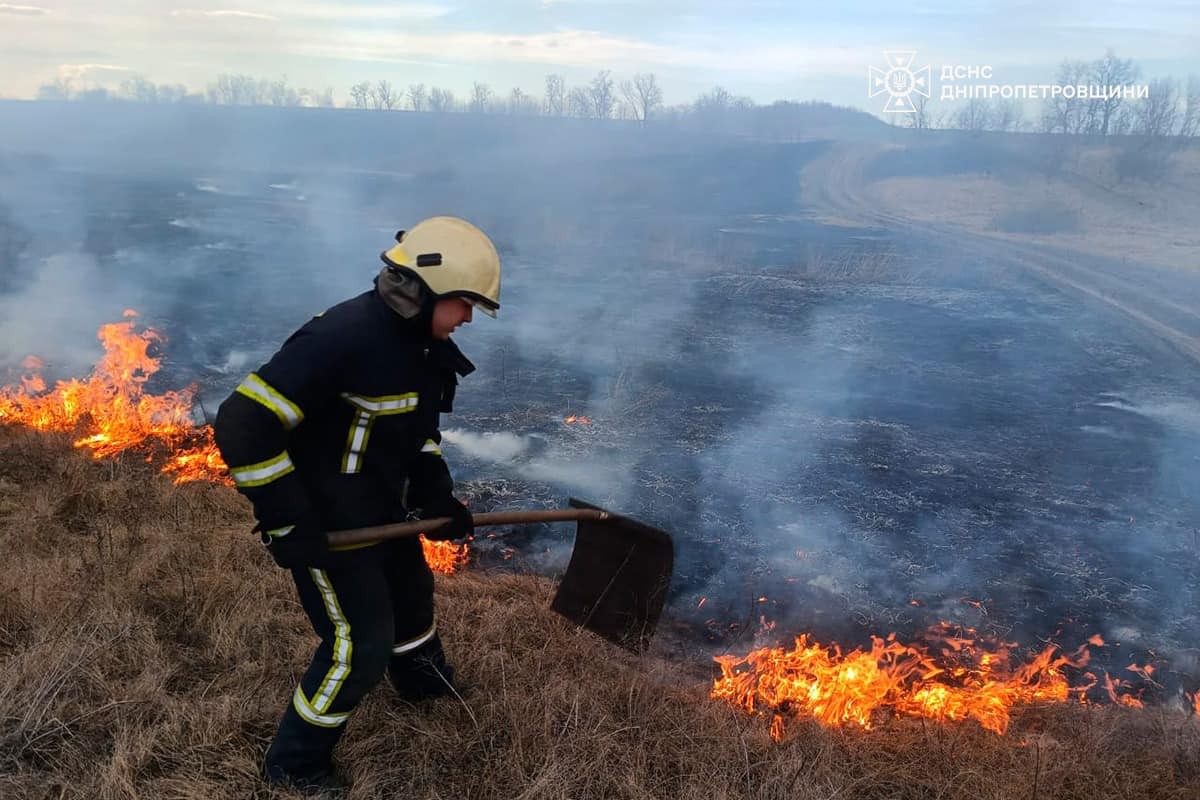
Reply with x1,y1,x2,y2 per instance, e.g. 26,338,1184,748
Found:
904,51,1199,139
35,69,712,124
31,68,878,139
36,74,336,109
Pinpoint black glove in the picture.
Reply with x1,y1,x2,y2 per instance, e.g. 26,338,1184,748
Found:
256,516,330,569
420,494,474,541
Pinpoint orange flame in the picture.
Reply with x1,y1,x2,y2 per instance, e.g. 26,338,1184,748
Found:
0,313,228,484
563,415,592,425
421,535,469,573
712,623,1134,737
1,314,469,575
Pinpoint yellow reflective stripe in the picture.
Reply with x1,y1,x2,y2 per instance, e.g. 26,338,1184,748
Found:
309,568,352,714
265,525,294,539
230,451,294,488
292,686,349,728
420,439,442,456
341,410,375,474
338,394,419,474
391,620,437,655
341,392,419,414
236,373,304,430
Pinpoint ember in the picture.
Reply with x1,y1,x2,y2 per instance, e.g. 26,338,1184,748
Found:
712,622,1148,738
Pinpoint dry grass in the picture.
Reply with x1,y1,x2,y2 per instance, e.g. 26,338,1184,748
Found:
866,143,1200,274
1,426,1198,799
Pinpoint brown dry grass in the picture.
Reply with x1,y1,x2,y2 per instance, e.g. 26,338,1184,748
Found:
866,144,1200,274
1,426,1198,799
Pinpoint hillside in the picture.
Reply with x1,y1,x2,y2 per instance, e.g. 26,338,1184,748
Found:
0,426,1197,799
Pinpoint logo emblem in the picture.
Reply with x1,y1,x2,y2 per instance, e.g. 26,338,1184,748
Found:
868,51,931,113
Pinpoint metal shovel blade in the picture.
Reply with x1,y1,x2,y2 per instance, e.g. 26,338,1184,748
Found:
549,498,674,652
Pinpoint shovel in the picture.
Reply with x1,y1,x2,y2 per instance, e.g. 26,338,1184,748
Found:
326,498,674,652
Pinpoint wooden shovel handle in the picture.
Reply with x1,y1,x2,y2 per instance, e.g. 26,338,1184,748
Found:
326,508,611,548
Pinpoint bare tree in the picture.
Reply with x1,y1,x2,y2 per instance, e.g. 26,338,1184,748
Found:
693,85,732,118
1085,50,1139,135
37,77,73,101
264,77,300,107
1180,75,1200,137
429,87,456,112
1131,77,1179,137
567,86,592,118
372,79,399,110
1040,60,1089,134
588,70,615,119
544,73,565,116
988,99,1022,132
408,83,427,112
620,72,663,123
954,97,992,132
157,84,189,103
469,82,493,113
904,93,931,129
119,75,158,103
507,87,538,114
207,74,261,105
349,82,371,109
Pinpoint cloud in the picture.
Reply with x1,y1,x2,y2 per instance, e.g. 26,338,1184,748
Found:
239,1,451,22
0,3,50,14
171,9,280,22
285,26,871,76
56,63,132,81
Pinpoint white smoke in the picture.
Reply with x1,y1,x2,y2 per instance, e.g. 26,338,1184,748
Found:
441,428,531,462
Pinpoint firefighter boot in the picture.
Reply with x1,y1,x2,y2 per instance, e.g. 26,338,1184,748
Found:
388,632,461,702
263,704,349,796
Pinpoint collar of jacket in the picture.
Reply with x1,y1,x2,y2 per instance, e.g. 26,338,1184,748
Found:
368,283,476,378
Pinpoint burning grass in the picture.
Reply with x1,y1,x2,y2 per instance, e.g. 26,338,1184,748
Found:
1,428,1198,799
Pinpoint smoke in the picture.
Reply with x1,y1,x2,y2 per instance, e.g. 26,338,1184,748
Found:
2,101,1198,682
0,250,150,375
442,428,533,462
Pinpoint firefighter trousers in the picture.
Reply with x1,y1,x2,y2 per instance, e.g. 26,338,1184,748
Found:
264,536,454,781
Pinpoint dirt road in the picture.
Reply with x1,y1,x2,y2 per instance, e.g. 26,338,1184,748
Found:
803,143,1200,364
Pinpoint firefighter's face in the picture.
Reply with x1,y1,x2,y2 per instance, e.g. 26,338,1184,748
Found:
431,297,474,339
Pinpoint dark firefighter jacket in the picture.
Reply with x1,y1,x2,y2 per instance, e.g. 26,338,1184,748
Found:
212,289,474,543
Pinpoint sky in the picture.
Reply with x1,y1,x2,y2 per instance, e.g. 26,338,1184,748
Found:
0,0,1197,110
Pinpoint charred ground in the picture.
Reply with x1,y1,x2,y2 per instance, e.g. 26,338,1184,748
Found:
2,105,1200,787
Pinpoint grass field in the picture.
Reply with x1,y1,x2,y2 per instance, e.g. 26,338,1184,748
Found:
1,427,1198,799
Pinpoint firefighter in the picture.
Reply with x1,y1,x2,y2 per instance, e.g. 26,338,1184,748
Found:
212,216,500,793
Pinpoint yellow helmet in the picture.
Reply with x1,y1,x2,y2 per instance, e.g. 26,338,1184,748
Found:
381,216,500,317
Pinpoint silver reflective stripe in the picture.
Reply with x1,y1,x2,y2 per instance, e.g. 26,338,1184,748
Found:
341,392,419,414
292,686,349,728
266,525,294,539
420,439,442,455
236,373,304,430
391,620,437,655
230,451,294,488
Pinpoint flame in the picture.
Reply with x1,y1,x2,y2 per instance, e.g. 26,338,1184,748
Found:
1,314,469,576
563,415,592,425
421,535,469,573
1191,692,1200,715
0,313,229,485
711,623,1142,737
